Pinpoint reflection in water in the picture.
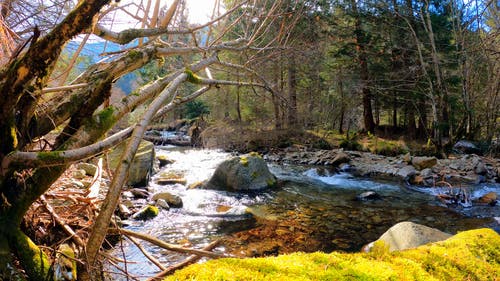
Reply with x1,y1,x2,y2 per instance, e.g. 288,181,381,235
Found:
107,147,499,280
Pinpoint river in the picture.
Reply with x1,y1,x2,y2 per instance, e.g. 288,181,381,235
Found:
107,146,500,280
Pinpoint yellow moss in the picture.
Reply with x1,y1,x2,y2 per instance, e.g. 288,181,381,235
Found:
165,228,500,281
240,156,249,167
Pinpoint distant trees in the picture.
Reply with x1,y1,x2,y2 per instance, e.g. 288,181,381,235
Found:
209,0,498,150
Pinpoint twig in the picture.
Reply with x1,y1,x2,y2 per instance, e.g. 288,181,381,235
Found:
109,228,226,259
40,195,85,247
147,240,222,280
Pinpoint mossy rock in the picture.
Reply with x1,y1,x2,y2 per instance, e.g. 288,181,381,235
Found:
165,228,500,281
108,140,155,187
131,205,159,220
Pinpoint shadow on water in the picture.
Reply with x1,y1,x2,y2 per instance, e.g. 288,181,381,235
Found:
107,147,499,280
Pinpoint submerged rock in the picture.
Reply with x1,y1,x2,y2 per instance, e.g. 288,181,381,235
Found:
367,221,452,252
355,191,382,201
205,155,277,191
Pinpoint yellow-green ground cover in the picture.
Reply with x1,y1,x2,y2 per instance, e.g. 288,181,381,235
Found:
165,228,500,281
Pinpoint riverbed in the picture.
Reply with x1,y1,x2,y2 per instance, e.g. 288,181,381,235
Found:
107,146,500,280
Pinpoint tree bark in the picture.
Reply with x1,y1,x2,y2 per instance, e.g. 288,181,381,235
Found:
287,54,297,128
350,0,375,133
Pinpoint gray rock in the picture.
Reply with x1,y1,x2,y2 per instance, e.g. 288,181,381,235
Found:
411,156,437,170
356,191,382,201
420,168,434,178
397,165,416,179
156,198,170,209
152,192,183,208
205,155,277,191
108,140,155,187
129,188,149,198
72,169,86,180
475,162,487,175
370,221,452,252
331,152,351,166
77,162,98,176
453,140,480,154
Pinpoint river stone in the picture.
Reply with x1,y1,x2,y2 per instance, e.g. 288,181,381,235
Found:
372,221,452,252
411,156,437,170
331,152,351,166
108,140,155,187
157,155,174,167
132,205,159,221
205,155,277,191
77,162,98,176
356,191,382,201
453,140,480,154
72,169,86,179
152,192,183,208
156,199,170,209
475,162,487,175
397,165,416,180
478,192,497,205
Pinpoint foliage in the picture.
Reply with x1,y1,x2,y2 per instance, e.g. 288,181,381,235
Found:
184,100,211,120
165,228,500,281
339,133,362,151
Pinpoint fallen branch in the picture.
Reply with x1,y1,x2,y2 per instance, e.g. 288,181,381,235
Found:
147,239,222,281
40,195,85,247
124,234,167,271
109,228,226,259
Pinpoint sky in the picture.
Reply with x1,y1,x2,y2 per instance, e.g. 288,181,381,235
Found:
108,0,223,31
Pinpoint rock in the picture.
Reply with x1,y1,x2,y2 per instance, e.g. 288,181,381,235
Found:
205,155,277,191
411,156,437,170
155,171,187,185
402,152,411,164
420,168,434,178
397,166,416,180
188,181,204,189
72,169,86,179
157,155,174,167
369,221,452,252
477,192,497,205
77,162,97,176
118,204,132,217
129,188,149,198
331,152,350,166
132,205,159,220
475,162,487,175
152,192,183,208
156,199,170,209
453,140,480,154
355,191,382,201
70,180,85,189
108,140,155,187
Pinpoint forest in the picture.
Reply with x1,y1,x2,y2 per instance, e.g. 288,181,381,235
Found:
0,0,498,280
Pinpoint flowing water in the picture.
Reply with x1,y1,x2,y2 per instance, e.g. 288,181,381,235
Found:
107,146,500,280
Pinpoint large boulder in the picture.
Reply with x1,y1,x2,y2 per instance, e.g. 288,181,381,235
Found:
453,140,481,154
369,221,452,252
205,155,277,191
108,140,155,187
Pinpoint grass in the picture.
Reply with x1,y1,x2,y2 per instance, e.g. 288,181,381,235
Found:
165,228,500,281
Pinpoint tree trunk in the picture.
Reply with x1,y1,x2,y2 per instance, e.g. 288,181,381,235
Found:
287,55,297,128
350,0,375,133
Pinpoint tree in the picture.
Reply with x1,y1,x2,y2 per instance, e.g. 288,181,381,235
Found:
0,0,279,279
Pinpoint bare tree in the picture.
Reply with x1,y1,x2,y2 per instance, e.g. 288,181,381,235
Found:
0,0,283,279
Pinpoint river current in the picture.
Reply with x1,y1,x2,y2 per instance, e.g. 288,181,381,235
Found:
107,146,500,280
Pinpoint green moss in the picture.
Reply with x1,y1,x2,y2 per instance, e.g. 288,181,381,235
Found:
165,228,500,281
266,178,276,187
95,106,117,130
10,229,51,281
127,50,143,61
249,151,262,158
185,68,202,84
37,151,62,162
